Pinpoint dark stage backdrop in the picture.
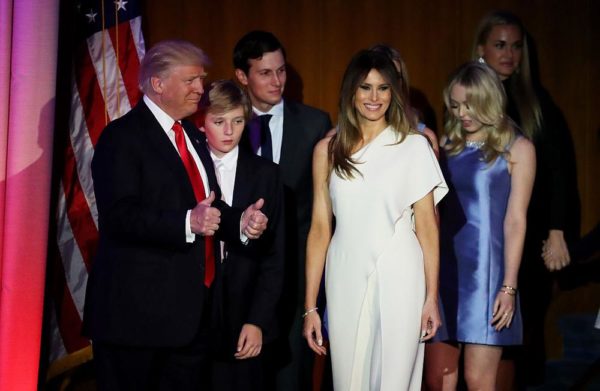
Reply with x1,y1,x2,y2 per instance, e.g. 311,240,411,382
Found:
143,0,598,234
141,0,599,357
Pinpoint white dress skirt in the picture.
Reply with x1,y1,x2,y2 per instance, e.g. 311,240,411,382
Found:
325,128,447,390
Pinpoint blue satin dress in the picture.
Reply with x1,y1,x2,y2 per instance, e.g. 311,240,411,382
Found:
437,141,523,345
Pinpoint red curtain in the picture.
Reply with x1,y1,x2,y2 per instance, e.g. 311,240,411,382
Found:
0,0,58,389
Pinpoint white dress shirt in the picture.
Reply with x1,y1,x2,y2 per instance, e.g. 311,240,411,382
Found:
210,146,239,206
210,146,240,257
144,95,209,242
253,99,284,164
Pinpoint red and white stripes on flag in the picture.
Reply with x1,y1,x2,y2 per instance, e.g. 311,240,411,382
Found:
48,0,145,369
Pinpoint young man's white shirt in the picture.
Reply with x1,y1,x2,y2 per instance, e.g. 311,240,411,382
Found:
253,99,284,164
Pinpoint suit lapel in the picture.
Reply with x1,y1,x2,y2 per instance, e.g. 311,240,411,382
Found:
183,121,222,200
279,101,300,176
232,149,252,208
137,102,196,202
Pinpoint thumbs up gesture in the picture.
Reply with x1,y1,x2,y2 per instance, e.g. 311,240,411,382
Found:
191,191,221,236
241,198,268,240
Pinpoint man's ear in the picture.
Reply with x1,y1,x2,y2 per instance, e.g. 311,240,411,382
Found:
150,76,163,94
235,69,249,86
199,126,206,133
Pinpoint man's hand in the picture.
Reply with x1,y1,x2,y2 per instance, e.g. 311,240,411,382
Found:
542,230,571,271
190,191,221,236
241,198,268,239
234,324,263,359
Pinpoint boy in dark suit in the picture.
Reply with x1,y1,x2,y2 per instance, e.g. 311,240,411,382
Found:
197,80,284,391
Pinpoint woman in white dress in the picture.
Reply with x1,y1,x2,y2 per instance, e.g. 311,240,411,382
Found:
303,49,447,390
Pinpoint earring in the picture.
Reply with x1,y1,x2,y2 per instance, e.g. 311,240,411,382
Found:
478,56,486,64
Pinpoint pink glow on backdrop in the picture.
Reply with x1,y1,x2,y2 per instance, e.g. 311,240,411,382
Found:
0,0,59,389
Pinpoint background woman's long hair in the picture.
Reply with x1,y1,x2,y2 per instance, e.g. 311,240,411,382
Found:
332,49,415,179
472,10,542,139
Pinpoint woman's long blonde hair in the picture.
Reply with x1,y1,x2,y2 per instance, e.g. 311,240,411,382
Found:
332,49,415,179
472,10,542,139
444,62,515,163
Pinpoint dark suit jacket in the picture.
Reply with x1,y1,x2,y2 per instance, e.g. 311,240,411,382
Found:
83,100,242,348
503,80,580,242
239,100,330,371
214,148,285,358
277,101,331,313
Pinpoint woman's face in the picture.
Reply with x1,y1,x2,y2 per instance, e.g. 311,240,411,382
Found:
449,83,484,138
354,69,392,125
478,24,523,80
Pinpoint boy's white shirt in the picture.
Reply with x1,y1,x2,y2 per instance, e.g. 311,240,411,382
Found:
209,146,239,206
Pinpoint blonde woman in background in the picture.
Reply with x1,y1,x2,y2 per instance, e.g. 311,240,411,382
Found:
473,10,580,388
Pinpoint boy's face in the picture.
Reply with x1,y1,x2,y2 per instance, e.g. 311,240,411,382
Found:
200,106,246,158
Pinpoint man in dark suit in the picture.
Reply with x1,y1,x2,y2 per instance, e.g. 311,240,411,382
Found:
83,40,268,391
196,80,285,391
233,31,332,391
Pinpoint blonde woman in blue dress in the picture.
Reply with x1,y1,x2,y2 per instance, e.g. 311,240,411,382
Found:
424,62,536,390
303,50,447,390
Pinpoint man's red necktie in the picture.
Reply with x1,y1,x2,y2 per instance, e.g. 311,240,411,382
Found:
172,122,215,287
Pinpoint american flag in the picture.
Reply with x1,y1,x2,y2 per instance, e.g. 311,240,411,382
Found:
47,0,145,371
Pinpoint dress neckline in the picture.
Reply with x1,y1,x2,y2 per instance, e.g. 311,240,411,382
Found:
465,140,485,149
352,126,392,156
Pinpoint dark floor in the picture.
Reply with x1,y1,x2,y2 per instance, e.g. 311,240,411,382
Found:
527,313,600,391
44,313,600,391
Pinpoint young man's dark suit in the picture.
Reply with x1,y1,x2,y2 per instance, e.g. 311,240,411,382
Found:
83,100,242,389
276,100,330,313
244,100,331,391
212,147,284,391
